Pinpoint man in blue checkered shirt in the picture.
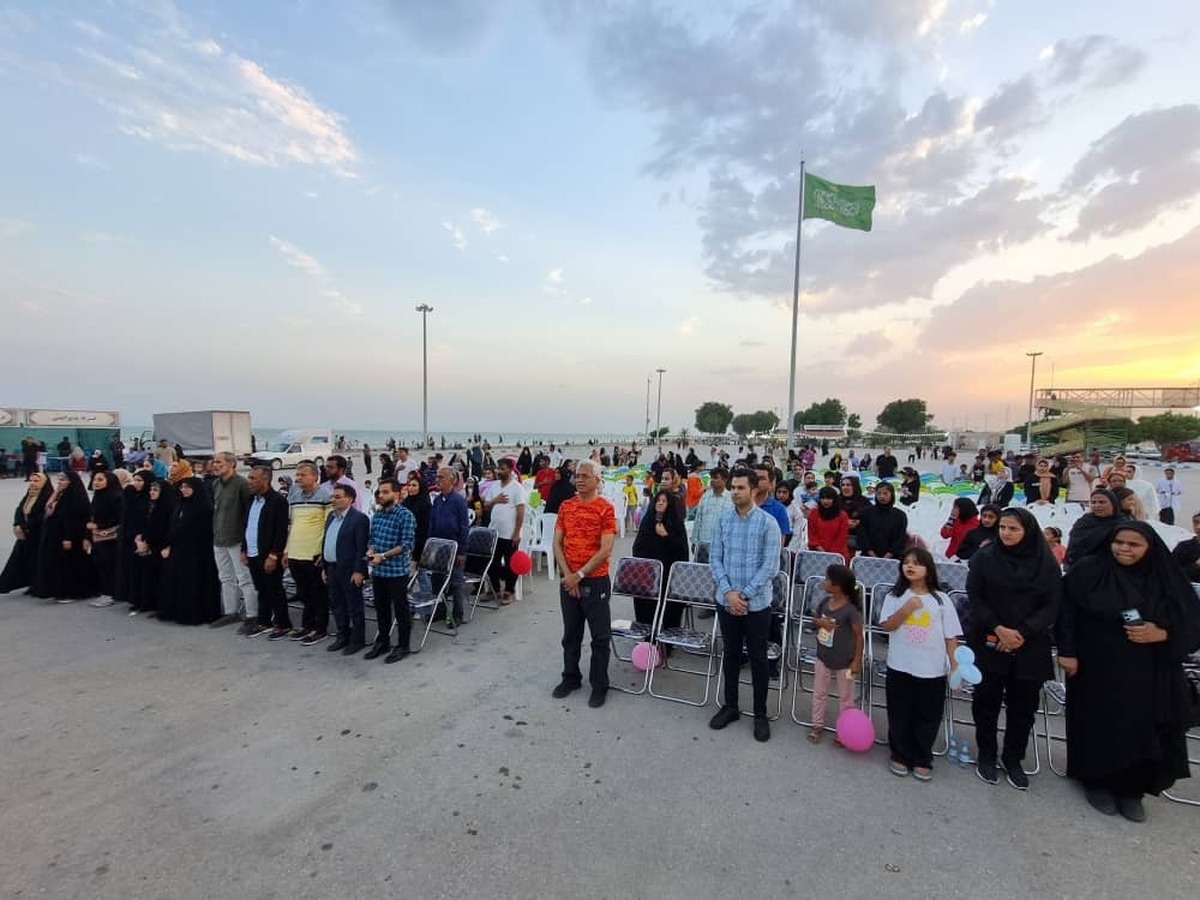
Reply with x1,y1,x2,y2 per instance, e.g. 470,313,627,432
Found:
708,467,781,742
365,478,417,663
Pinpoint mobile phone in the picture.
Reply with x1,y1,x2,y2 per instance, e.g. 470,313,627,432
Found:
1121,608,1144,626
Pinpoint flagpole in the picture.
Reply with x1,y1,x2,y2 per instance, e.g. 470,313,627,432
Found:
785,158,805,451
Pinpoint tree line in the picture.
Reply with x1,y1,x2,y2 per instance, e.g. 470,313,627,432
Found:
691,397,934,438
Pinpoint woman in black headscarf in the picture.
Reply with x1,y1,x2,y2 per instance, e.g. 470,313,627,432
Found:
516,446,533,478
36,471,98,601
543,461,577,514
899,468,922,506
130,476,172,616
838,474,871,553
966,506,1062,789
859,482,909,559
955,503,1000,561
86,470,124,603
631,488,690,630
403,470,431,560
114,470,148,606
157,476,220,625
1057,521,1200,821
0,472,53,595
1065,488,1127,567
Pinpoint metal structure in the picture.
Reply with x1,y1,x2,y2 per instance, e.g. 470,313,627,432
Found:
1030,385,1200,456
1025,351,1043,449
1035,387,1200,409
655,367,666,448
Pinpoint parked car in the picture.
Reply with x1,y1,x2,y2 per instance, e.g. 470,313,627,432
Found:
1164,440,1200,464
248,428,333,470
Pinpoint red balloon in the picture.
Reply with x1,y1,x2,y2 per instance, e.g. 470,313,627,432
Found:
509,550,533,576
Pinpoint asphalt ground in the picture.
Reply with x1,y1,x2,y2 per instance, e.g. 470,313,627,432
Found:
1,470,1198,900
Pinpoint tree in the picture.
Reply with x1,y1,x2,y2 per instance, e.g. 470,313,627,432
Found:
792,398,847,429
753,410,780,433
694,401,734,435
847,413,862,430
876,398,933,434
731,414,756,438
651,426,670,439
1131,412,1200,445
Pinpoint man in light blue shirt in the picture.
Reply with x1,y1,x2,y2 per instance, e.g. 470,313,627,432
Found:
708,467,781,743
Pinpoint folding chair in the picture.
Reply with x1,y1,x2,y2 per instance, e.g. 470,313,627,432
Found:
647,562,721,706
407,537,458,650
788,550,846,672
714,570,791,720
527,512,558,580
463,526,499,619
607,556,664,695
1163,655,1200,806
692,542,710,563
937,559,970,593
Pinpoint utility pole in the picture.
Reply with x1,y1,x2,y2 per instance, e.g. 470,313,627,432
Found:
416,303,433,451
1025,351,1043,450
655,368,666,449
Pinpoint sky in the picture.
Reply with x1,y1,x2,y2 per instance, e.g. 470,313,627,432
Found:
2,0,1199,436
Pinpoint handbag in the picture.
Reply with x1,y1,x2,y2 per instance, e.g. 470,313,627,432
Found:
91,527,118,543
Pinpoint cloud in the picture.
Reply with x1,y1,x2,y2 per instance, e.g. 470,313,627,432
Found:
322,288,364,318
369,0,497,55
269,235,326,276
1043,35,1148,90
469,207,502,234
0,217,34,238
844,330,893,358
73,153,108,169
678,316,700,335
1063,105,1200,240
959,13,987,35
542,267,566,296
6,3,358,177
441,221,468,249
579,296,593,305
493,252,510,263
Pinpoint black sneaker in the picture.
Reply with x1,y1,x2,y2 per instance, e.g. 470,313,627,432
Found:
287,627,309,641
245,622,271,637
709,706,740,730
299,631,327,647
1003,761,1030,791
753,716,770,742
551,680,581,699
587,689,607,708
267,627,291,641
975,757,999,785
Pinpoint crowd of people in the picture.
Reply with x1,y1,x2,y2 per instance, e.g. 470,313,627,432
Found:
4,438,1198,824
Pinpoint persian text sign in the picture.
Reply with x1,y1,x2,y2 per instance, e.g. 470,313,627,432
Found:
26,409,120,428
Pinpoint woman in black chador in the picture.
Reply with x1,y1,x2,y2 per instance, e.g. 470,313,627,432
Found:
130,476,172,616
1057,521,1200,822
86,470,124,600
0,473,53,595
157,476,220,625
36,471,98,602
114,471,149,606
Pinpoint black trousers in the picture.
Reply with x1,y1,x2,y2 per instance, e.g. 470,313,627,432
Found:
560,576,612,691
886,669,946,769
490,537,517,594
290,559,329,635
372,575,411,650
634,597,684,631
326,563,365,645
972,668,1041,767
1159,508,1175,526
248,556,290,629
717,606,770,717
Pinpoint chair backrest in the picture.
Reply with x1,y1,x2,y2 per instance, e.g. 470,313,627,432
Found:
937,559,970,593
465,526,498,559
948,589,971,636
664,561,717,608
693,542,710,564
418,537,458,575
610,556,664,600
792,549,846,586
801,574,834,617
769,570,790,614
536,513,558,545
851,556,902,627
779,548,792,574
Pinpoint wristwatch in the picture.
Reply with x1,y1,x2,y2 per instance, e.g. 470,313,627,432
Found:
576,570,586,580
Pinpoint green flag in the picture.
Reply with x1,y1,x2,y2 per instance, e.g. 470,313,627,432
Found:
803,172,876,232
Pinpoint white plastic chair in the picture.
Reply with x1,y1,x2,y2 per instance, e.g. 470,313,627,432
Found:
528,513,558,580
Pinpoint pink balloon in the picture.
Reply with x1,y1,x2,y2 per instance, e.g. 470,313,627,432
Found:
835,708,875,752
631,642,661,672
509,550,532,576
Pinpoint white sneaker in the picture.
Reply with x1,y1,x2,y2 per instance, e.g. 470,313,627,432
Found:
89,597,116,608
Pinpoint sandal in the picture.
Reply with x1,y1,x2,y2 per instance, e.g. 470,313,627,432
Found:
500,595,515,606
912,766,933,782
889,760,911,777
807,729,823,744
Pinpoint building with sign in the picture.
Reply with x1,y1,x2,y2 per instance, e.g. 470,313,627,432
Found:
0,408,122,472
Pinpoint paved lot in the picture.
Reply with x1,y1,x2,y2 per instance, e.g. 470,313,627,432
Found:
0,476,1197,899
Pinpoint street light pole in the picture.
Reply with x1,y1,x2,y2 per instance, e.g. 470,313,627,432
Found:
1025,351,1043,450
416,303,433,451
644,376,651,446
655,368,666,449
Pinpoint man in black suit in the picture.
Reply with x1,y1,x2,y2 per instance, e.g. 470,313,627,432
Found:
322,483,370,655
241,465,291,638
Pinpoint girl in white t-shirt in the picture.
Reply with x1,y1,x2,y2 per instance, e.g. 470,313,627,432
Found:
879,547,961,781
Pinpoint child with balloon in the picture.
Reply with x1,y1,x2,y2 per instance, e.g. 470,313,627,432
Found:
877,547,963,781
808,564,864,744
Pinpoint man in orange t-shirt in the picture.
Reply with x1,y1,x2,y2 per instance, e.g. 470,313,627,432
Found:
686,463,705,511
551,459,617,708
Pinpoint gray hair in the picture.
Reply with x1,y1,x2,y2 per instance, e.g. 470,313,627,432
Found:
296,461,320,477
577,459,603,479
217,451,238,466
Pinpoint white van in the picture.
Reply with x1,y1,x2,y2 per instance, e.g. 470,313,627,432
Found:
249,428,333,470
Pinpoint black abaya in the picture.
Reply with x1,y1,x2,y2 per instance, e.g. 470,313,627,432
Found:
115,484,148,604
131,483,174,613
89,478,124,598
36,477,98,600
631,499,690,628
1057,522,1200,795
158,478,220,625
0,481,52,594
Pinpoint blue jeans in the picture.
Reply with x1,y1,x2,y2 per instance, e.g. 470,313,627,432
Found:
432,559,467,623
560,576,612,691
